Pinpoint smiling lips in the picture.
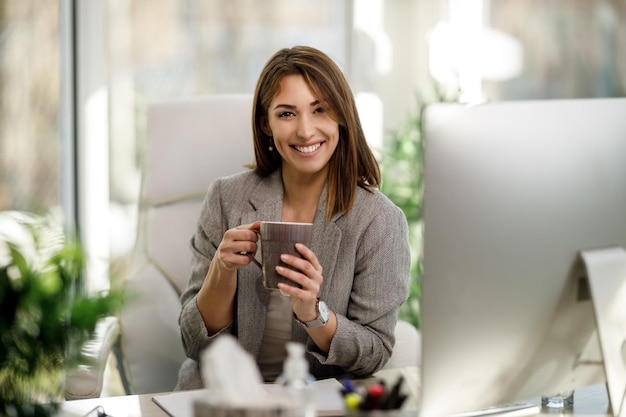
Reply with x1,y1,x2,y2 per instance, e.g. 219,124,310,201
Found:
293,142,323,154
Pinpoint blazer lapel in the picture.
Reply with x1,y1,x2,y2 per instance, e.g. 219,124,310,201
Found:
241,170,284,223
238,171,283,356
310,185,342,300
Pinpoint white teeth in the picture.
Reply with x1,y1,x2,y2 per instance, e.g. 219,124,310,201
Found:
294,143,321,153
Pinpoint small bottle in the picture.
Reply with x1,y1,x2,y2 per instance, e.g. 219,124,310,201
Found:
276,342,316,417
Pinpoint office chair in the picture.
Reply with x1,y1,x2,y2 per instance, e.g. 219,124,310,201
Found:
116,94,257,394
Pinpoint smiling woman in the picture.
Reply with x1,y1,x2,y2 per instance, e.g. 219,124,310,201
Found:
175,46,411,388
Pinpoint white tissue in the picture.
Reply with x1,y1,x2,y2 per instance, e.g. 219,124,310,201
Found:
200,334,268,405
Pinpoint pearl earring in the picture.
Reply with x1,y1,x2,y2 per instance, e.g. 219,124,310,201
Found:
268,137,274,151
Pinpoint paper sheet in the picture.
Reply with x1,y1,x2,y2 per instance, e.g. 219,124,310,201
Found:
152,378,345,417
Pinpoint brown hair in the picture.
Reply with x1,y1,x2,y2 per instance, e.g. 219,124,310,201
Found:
251,46,381,221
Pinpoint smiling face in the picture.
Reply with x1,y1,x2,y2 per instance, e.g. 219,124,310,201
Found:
264,74,339,182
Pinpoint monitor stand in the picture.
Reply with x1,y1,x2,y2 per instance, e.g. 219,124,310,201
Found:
582,247,626,417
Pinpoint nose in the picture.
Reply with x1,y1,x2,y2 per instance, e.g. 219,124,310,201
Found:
296,113,315,140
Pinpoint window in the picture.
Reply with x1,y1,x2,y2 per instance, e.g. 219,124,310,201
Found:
0,2,62,214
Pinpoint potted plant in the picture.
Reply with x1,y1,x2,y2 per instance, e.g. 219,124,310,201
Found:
380,85,460,329
0,211,123,417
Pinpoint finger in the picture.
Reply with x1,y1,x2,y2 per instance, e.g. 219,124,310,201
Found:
222,234,257,253
277,283,312,301
276,264,320,296
216,247,256,271
220,232,258,265
275,264,306,285
227,224,259,245
278,281,318,306
280,253,319,278
237,221,261,232
223,251,254,265
241,222,261,243
295,243,323,272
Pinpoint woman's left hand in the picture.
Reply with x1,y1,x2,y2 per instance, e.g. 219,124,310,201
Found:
276,243,323,321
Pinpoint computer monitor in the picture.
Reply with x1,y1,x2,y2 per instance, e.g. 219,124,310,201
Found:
420,97,626,417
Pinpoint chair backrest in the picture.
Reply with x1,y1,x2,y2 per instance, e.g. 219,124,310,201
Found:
119,94,255,394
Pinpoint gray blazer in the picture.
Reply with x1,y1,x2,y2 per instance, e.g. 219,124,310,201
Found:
176,170,410,389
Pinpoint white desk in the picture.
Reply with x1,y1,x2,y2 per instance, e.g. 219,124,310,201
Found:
569,384,611,415
55,367,612,417
57,392,166,417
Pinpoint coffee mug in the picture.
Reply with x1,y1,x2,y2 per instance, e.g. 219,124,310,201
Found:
247,221,313,290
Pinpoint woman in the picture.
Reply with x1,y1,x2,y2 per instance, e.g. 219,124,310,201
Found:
176,46,410,389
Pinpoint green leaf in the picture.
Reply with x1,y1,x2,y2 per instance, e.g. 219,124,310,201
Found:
0,212,125,410
380,83,460,329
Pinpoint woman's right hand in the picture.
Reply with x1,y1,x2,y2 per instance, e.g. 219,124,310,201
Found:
213,221,261,272
197,221,261,334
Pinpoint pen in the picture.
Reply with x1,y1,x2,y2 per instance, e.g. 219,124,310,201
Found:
394,394,408,409
381,375,405,410
341,375,356,395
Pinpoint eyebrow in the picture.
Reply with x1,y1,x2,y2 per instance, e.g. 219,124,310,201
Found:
272,99,321,111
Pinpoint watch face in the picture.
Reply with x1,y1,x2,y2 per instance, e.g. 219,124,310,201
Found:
297,300,330,328
318,300,329,322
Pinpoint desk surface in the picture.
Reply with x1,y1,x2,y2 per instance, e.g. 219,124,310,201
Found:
55,367,612,417
57,392,164,417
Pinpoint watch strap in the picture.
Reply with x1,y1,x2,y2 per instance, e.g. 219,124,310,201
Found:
294,299,328,328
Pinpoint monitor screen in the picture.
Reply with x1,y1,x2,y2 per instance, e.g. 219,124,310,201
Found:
420,97,626,417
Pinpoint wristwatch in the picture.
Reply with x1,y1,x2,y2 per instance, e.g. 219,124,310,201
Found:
294,299,329,328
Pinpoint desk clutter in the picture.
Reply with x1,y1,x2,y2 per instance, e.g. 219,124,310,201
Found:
191,335,313,417
152,378,345,417
187,335,349,417
341,376,408,411
160,335,413,417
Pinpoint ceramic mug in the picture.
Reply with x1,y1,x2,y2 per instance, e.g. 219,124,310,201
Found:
248,221,313,290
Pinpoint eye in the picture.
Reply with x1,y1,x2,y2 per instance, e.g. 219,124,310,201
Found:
277,111,295,118
314,106,326,114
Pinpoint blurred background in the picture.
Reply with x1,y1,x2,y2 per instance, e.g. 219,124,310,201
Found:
1,0,625,329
